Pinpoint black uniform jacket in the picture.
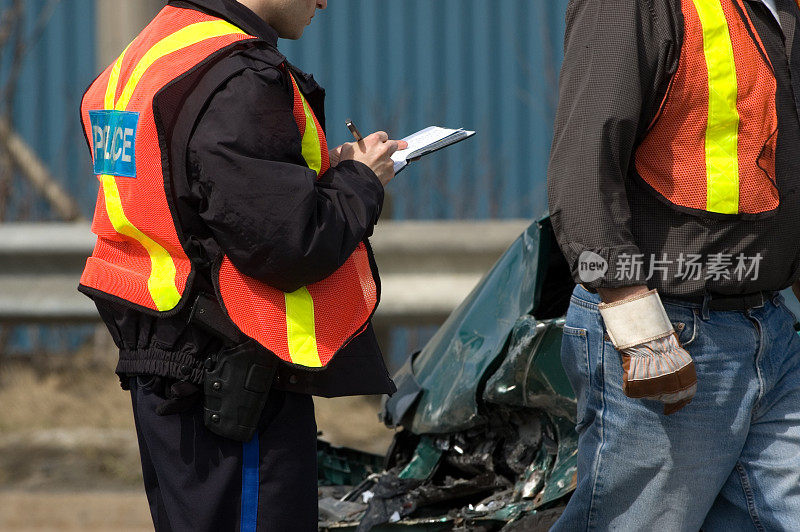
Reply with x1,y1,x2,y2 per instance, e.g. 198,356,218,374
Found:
548,0,800,298
89,0,396,397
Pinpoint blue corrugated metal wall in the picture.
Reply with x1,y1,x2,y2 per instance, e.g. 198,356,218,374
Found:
0,0,95,221
0,0,96,355
281,0,569,220
2,1,569,221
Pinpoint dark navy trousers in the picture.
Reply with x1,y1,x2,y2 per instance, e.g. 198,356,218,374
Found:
129,376,318,532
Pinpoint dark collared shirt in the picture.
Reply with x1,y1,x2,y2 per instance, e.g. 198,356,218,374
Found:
548,0,800,298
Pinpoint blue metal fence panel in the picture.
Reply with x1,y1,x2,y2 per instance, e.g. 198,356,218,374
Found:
0,0,96,355
0,0,96,221
4,0,569,222
1,0,569,221
281,0,569,220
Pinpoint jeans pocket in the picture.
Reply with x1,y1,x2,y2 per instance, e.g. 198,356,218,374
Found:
561,325,590,431
773,293,800,330
661,304,698,347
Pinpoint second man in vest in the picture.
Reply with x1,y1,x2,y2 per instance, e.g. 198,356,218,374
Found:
549,0,800,528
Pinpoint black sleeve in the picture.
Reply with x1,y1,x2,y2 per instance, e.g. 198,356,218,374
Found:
547,0,680,289
187,66,384,293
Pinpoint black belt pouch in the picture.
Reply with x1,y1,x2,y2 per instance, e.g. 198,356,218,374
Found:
203,340,278,442
190,293,278,442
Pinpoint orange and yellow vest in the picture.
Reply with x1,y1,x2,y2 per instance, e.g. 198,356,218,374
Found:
80,6,379,368
635,0,798,217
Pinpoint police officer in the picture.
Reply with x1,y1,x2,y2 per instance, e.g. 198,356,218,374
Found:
79,0,406,529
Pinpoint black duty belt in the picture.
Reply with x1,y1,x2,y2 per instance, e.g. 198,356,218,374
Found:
678,291,776,311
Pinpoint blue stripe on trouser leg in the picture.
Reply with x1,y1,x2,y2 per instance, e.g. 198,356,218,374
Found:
240,433,260,532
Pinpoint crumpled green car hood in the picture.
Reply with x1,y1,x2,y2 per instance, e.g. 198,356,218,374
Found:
383,216,574,435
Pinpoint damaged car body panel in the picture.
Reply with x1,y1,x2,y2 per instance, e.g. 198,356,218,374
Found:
319,217,579,531
483,316,575,423
396,222,544,435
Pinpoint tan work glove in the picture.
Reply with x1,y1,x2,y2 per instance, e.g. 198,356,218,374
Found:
599,290,697,414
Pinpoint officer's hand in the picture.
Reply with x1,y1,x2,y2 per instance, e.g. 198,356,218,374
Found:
329,145,344,167
338,131,408,187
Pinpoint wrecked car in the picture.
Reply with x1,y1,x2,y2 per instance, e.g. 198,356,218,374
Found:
317,216,578,531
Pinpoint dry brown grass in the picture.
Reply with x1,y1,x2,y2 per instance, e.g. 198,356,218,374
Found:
314,395,397,455
0,353,133,433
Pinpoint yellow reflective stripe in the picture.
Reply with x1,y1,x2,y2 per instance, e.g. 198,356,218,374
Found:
115,20,247,110
98,20,247,310
292,75,323,175
284,288,322,367
104,45,128,109
693,0,740,214
299,94,322,174
100,175,181,311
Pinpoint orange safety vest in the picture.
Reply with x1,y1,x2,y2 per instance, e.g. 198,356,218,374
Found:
80,6,379,369
634,0,796,217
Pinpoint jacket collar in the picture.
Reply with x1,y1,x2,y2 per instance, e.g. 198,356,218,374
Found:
169,0,325,124
169,0,279,47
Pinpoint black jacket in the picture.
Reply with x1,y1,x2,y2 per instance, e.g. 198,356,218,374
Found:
88,0,396,397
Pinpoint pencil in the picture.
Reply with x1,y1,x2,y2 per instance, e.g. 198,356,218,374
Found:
345,118,363,142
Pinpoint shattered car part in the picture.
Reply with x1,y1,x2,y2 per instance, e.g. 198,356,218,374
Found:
319,217,578,531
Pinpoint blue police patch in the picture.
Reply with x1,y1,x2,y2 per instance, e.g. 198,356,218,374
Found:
88,110,139,178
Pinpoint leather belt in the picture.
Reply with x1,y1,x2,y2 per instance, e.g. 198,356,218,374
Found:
680,291,775,311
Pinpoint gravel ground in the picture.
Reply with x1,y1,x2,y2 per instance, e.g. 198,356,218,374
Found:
0,491,152,531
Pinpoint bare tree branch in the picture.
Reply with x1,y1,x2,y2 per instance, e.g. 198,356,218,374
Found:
0,117,84,221
2,0,61,107
0,0,82,222
0,1,24,51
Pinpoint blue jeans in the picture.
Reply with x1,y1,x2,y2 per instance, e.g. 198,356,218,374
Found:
552,285,800,531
